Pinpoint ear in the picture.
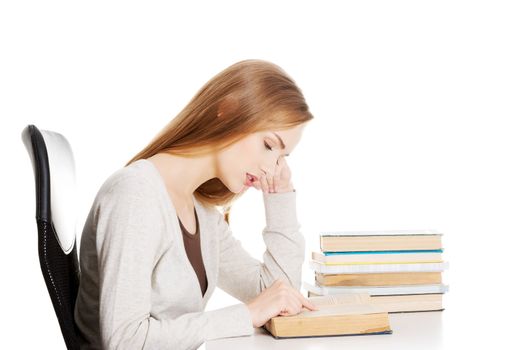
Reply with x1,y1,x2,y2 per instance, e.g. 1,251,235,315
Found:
216,94,240,118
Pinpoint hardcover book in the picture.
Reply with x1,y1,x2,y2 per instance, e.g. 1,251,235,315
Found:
263,293,392,339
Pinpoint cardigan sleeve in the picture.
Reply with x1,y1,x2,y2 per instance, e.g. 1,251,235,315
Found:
94,176,253,350
216,190,305,304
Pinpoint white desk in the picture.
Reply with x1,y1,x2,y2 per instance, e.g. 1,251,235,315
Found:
205,311,443,350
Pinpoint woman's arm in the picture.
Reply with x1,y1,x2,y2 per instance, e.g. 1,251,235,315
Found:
94,177,253,350
216,190,305,304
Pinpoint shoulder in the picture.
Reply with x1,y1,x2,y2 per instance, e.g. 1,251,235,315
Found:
94,160,158,205
91,161,169,233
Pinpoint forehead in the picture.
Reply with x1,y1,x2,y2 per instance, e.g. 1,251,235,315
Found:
272,124,305,142
274,125,305,140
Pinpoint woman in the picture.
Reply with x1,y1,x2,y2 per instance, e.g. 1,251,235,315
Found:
74,59,318,350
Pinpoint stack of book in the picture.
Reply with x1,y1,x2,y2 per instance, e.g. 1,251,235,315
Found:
304,230,449,313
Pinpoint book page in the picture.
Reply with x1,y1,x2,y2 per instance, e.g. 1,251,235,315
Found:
307,293,372,307
296,303,387,318
287,293,387,318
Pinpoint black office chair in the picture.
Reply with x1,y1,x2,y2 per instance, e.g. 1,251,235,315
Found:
22,124,82,350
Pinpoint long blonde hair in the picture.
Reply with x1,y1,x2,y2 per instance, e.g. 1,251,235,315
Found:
125,59,314,223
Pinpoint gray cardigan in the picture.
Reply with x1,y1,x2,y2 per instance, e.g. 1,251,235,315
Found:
74,159,304,349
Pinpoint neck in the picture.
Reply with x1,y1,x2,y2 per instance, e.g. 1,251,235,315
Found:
146,152,218,201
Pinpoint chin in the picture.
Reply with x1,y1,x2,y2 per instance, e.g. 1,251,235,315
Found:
235,184,248,194
221,177,243,194
220,172,248,194
231,175,246,193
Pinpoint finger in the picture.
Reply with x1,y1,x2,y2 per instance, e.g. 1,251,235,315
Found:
278,299,293,316
278,157,291,182
292,298,303,314
265,173,274,194
290,287,319,311
301,294,319,311
273,158,283,191
278,285,316,315
303,299,319,311
260,173,269,193
279,304,290,316
279,298,301,316
266,172,274,192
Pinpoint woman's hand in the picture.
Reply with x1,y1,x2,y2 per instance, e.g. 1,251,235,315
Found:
252,156,294,193
246,278,318,328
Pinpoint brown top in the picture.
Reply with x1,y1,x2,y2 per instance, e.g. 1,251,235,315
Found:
179,207,208,297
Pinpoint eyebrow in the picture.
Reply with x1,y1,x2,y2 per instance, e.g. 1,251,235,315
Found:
272,132,290,156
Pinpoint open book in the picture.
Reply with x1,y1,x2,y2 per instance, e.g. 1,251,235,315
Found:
263,293,392,339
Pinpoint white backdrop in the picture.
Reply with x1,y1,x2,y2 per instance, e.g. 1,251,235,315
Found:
1,1,523,348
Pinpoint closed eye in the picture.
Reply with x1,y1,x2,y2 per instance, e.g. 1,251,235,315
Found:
264,142,273,151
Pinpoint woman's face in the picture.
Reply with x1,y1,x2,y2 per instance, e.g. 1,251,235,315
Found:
216,124,306,193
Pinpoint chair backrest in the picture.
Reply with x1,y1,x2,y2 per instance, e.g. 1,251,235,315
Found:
21,124,82,350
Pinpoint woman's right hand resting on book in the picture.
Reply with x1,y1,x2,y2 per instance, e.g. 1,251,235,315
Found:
246,278,319,327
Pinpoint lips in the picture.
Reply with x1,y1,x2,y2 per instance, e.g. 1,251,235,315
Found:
245,173,258,186
247,173,259,182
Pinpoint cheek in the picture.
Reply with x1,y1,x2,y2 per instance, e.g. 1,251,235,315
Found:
219,143,252,174
244,139,265,164
245,140,259,154
220,138,263,176
233,137,255,157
